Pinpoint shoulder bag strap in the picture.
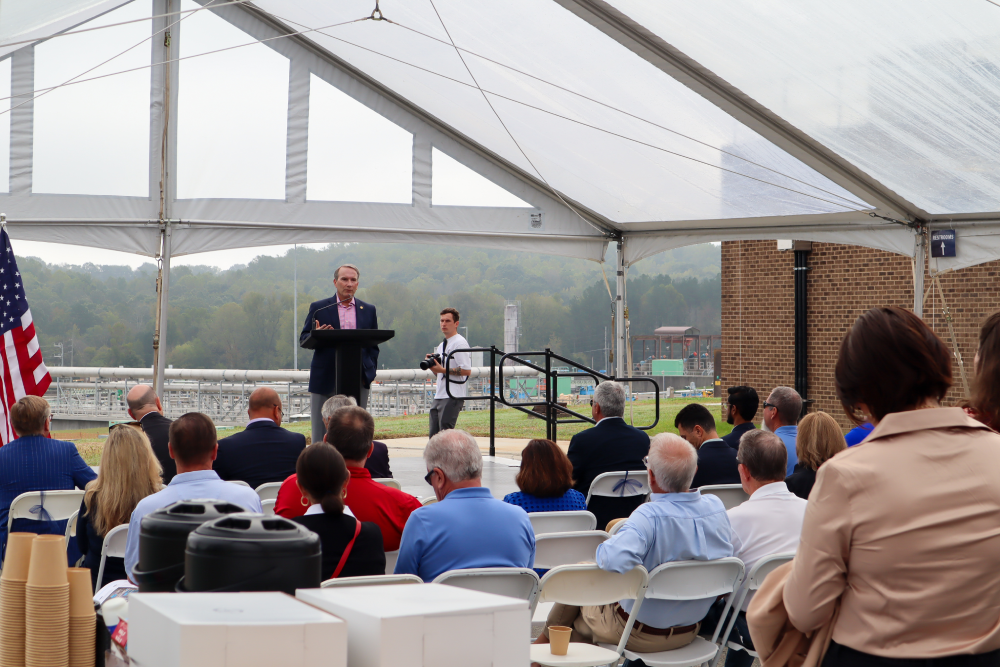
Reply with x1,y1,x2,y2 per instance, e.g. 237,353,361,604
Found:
331,519,363,579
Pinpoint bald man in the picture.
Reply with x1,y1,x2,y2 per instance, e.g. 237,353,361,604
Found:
213,387,307,490
127,384,175,483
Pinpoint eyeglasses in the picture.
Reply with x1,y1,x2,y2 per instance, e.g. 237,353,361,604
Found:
424,468,439,485
109,421,142,433
643,456,649,469
762,401,776,410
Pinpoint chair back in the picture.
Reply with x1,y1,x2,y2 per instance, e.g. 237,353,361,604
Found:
585,470,650,504
420,496,438,506
227,480,251,488
254,482,282,502
373,478,401,490
607,519,626,536
95,524,130,589
745,553,795,591
8,490,86,536
533,531,610,570
384,549,399,575
260,499,276,516
698,484,749,510
321,574,422,588
64,510,79,543
433,568,540,611
645,558,745,645
528,511,597,536
537,563,647,607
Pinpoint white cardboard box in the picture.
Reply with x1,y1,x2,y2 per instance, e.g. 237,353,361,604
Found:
296,583,530,667
129,592,347,667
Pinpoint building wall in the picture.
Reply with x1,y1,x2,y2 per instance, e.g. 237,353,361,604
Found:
720,240,998,429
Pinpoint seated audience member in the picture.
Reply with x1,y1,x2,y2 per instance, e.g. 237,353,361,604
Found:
0,396,97,556
78,424,162,589
567,382,649,530
536,433,732,653
785,412,846,500
504,439,587,513
784,307,1000,666
762,386,801,475
214,387,305,489
676,403,739,489
124,413,262,579
721,386,758,450
322,406,420,551
291,443,385,579
703,429,806,667
965,311,1000,431
395,430,534,582
322,395,392,477
126,385,175,483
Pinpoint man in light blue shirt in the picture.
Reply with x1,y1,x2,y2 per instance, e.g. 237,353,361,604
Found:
537,433,733,654
124,413,262,580
763,386,802,476
395,430,534,582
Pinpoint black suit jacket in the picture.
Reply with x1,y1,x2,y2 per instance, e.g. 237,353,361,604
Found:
140,412,175,484
292,513,385,580
721,422,756,450
214,421,307,490
691,439,741,489
568,418,650,529
365,441,392,479
785,463,816,500
300,297,379,395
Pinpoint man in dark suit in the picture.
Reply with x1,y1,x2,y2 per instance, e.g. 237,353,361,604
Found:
567,382,650,530
721,385,758,450
300,263,380,446
126,384,175,483
676,403,739,489
214,387,306,489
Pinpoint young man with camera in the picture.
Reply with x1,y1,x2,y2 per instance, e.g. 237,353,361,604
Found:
426,308,472,437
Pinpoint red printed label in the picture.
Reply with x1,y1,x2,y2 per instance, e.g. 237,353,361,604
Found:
111,619,128,650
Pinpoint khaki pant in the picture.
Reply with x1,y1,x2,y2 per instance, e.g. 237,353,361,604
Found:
543,603,700,653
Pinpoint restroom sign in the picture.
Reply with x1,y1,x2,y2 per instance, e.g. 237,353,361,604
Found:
931,230,956,258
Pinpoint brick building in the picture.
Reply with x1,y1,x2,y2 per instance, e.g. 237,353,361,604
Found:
720,240,998,429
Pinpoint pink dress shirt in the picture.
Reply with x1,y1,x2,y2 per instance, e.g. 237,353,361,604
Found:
336,297,357,329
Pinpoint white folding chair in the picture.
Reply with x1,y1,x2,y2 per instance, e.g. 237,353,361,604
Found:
321,574,422,588
94,524,129,590
607,519,627,536
585,470,651,505
719,553,795,666
433,567,541,613
529,511,597,536
533,531,610,570
697,484,749,510
530,564,649,667
64,510,79,548
7,489,86,540
607,558,745,667
421,496,438,506
254,482,282,502
260,499,276,516
384,550,399,574
228,480,252,488
373,478,401,490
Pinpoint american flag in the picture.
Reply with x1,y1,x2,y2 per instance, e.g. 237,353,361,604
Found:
0,228,50,444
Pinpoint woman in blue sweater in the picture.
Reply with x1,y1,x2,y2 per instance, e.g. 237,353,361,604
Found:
504,439,586,513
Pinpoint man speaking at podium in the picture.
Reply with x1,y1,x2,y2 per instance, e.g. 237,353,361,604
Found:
301,264,379,445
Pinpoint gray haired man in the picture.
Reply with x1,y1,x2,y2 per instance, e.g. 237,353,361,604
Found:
320,394,392,478
394,430,534,581
762,386,802,475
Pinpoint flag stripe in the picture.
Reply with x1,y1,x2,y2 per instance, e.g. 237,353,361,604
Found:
4,331,26,400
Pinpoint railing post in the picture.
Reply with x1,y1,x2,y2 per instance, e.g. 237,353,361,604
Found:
489,347,496,457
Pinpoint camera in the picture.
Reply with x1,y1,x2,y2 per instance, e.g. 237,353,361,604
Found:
420,353,443,371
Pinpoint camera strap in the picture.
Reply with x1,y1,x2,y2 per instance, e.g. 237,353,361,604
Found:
442,337,468,384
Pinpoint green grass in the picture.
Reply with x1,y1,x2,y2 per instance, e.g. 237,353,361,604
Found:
71,397,728,464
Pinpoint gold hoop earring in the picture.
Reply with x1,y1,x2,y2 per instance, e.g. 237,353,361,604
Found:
300,496,309,507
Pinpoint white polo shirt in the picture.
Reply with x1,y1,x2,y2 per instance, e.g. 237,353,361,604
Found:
434,334,471,399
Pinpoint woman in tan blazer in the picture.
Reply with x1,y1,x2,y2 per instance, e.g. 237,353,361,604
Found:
785,307,1000,666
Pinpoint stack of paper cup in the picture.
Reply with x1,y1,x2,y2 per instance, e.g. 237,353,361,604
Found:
24,536,69,667
1,533,35,667
66,569,93,667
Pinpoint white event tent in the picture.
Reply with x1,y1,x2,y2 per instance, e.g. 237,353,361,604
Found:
1,0,999,393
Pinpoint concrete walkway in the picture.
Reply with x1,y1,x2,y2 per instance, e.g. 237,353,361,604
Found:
382,436,571,459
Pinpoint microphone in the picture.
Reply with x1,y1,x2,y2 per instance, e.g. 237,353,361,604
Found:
311,297,352,329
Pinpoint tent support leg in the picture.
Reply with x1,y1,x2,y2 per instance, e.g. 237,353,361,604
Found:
913,230,926,318
153,226,172,399
615,241,626,379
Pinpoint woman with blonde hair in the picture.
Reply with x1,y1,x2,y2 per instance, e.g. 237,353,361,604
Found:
77,424,162,588
784,411,845,499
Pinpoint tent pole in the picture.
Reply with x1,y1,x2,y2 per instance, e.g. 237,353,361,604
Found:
615,241,626,378
913,230,926,318
154,226,172,398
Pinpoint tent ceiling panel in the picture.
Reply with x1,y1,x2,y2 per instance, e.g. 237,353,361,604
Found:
0,0,131,58
6,220,160,255
432,147,531,208
606,0,1000,218
252,0,870,225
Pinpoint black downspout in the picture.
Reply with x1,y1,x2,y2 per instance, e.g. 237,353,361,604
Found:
793,242,812,417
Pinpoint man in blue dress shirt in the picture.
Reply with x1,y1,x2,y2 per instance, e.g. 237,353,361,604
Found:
124,412,262,580
395,430,534,582
537,433,733,654
762,386,802,476
0,396,96,558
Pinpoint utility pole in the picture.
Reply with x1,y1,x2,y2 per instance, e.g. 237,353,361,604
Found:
53,343,63,367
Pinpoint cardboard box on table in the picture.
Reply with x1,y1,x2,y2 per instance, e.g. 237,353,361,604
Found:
296,583,529,667
127,592,346,667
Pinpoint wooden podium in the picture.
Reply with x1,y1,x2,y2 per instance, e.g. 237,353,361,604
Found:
301,328,395,404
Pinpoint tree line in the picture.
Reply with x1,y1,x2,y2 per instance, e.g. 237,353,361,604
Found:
21,242,720,372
